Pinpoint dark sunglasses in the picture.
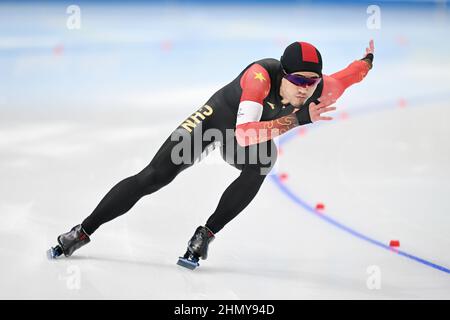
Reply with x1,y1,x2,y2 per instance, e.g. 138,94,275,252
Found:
282,69,322,87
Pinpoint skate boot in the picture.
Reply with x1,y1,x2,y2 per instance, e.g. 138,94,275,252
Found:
47,224,90,259
177,225,215,270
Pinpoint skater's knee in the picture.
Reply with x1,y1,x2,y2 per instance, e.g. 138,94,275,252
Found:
135,164,178,193
242,157,277,178
242,140,278,175
240,167,268,185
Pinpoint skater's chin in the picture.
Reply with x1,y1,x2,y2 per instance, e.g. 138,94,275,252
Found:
290,99,303,108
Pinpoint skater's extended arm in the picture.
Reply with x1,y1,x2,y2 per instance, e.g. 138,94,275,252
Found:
235,40,374,147
320,39,374,102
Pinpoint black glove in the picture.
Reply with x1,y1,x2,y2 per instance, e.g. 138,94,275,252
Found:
360,53,374,70
294,104,313,125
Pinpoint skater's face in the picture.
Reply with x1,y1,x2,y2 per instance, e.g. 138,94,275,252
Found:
280,71,321,108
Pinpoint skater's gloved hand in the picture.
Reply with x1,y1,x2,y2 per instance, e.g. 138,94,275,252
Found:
360,39,375,70
293,98,337,124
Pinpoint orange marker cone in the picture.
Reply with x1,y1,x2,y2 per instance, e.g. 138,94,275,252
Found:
389,240,400,247
315,203,325,211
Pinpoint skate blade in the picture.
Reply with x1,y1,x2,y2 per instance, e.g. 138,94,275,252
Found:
47,246,63,260
46,248,56,260
177,257,199,270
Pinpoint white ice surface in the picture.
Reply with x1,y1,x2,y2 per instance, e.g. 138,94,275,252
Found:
0,3,449,299
1,97,449,299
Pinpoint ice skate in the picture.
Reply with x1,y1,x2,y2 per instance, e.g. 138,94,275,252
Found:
177,225,215,270
47,224,90,259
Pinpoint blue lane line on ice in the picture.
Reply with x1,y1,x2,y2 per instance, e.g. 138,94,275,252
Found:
270,95,450,275
269,175,450,274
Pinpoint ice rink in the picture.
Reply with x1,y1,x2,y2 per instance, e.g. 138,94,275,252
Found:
0,1,449,299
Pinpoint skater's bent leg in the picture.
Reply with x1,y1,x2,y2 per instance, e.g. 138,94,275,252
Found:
205,167,268,234
81,137,193,235
205,138,278,234
82,162,187,235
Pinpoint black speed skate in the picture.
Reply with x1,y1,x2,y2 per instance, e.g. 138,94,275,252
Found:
47,224,90,259
177,226,215,270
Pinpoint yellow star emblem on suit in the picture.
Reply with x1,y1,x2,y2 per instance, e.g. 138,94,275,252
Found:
253,72,266,82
